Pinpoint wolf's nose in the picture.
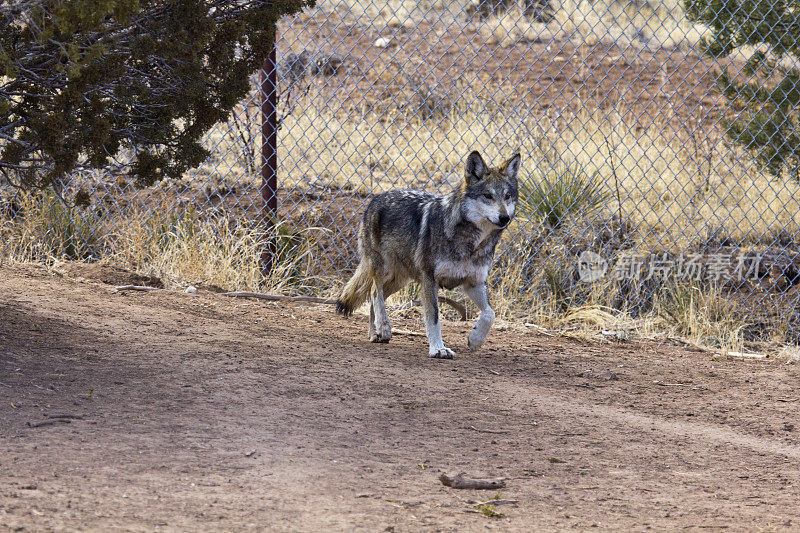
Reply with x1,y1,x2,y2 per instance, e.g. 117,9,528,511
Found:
498,215,510,227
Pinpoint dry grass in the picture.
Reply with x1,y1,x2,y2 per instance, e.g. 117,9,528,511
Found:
0,191,324,295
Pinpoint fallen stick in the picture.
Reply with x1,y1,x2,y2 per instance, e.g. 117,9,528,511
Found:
473,499,519,506
654,381,691,387
423,297,467,321
392,328,425,337
466,425,509,434
524,323,555,336
28,418,72,428
112,285,161,292
223,292,336,304
439,472,506,490
724,351,768,360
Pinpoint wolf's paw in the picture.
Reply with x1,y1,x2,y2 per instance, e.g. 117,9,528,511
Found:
429,347,455,359
370,332,391,343
467,330,487,351
370,322,392,343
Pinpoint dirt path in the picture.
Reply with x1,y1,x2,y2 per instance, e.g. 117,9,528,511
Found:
1,263,799,531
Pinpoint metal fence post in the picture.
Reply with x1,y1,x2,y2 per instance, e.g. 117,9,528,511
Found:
260,44,278,275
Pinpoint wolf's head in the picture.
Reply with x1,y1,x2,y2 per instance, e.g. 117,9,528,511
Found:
461,151,520,230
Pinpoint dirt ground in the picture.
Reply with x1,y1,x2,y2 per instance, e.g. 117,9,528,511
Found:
1,263,800,532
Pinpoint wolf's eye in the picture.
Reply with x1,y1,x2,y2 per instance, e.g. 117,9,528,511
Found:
483,193,493,201
504,193,512,201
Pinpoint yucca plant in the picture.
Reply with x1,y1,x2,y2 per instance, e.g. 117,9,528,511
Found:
518,161,609,229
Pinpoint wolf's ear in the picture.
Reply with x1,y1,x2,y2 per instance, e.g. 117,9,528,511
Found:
465,150,487,183
503,153,521,181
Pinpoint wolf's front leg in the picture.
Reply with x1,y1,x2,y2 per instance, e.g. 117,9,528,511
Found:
421,275,455,359
464,283,495,351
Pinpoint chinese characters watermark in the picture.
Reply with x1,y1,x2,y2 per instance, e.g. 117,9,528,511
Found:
577,251,764,283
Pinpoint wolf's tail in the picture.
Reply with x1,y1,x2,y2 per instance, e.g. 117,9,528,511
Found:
336,262,372,316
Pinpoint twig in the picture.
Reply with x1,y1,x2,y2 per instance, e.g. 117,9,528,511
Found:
27,418,71,428
0,381,10,388
604,134,625,230
486,368,500,376
525,323,555,336
417,297,468,321
392,328,425,337
112,285,161,292
440,472,506,490
223,291,336,304
724,351,768,360
466,425,508,434
653,381,691,387
777,398,798,402
473,499,519,506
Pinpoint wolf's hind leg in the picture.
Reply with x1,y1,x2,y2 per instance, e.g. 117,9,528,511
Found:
369,276,407,343
464,283,495,351
421,275,455,359
368,296,377,341
370,280,392,343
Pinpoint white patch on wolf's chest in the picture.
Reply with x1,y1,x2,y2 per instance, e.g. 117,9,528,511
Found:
434,257,491,286
474,219,496,246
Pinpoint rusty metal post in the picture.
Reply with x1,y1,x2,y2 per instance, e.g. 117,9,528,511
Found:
260,44,278,274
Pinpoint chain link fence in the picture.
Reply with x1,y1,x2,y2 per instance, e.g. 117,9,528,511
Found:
4,0,800,339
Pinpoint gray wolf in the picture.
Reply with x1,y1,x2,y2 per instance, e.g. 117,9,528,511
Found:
336,150,520,358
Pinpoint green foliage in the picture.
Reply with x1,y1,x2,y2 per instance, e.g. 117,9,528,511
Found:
686,0,800,178
477,504,504,518
518,162,608,228
0,0,313,189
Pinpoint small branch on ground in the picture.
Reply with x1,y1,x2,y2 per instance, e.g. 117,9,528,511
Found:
525,323,555,336
392,328,425,337
27,419,72,428
722,351,768,360
436,297,467,321
439,472,506,490
466,425,508,434
112,285,162,292
222,292,336,304
653,381,691,387
473,499,519,506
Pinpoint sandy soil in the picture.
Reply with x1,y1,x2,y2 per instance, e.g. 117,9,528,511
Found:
1,263,799,531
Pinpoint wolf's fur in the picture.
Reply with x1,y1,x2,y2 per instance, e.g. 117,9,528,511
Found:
336,151,520,358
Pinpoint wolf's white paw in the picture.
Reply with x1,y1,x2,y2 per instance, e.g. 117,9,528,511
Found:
467,331,487,351
468,311,494,351
370,322,392,343
429,347,455,359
